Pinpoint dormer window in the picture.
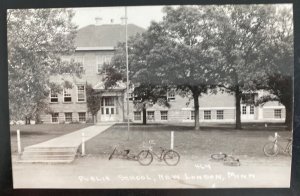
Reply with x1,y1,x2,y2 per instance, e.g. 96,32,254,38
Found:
167,90,175,101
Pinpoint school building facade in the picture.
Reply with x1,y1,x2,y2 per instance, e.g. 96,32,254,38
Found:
40,21,286,124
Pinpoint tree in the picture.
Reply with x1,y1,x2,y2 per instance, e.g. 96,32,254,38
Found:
254,6,293,130
147,6,222,130
102,34,170,125
217,5,276,129
86,84,101,123
7,9,81,123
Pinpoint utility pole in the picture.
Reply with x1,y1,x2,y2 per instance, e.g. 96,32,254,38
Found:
124,7,130,140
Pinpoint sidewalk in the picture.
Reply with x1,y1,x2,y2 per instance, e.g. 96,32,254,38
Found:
19,123,115,163
26,123,115,148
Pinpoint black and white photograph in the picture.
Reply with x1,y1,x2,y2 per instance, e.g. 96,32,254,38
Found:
7,4,294,189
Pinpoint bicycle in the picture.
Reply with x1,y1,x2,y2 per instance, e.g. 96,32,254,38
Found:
263,132,292,157
108,146,138,161
137,140,180,166
210,151,241,166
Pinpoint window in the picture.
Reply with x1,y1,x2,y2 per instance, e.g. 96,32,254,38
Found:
274,109,282,119
161,111,168,120
134,111,141,121
97,56,111,73
104,97,114,106
242,106,247,114
250,105,254,114
52,113,59,123
167,90,175,101
147,111,155,120
75,56,84,72
217,110,224,120
128,93,133,101
77,85,85,102
65,113,72,122
204,110,211,120
241,93,255,104
78,112,86,122
50,90,58,103
191,111,195,120
64,88,72,102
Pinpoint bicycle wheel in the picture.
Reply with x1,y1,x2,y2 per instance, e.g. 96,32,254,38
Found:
287,142,292,156
108,147,117,160
163,150,180,166
263,142,279,157
223,156,240,166
211,153,227,161
137,150,153,166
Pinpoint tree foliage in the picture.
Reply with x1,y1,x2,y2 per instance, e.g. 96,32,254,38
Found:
7,9,81,123
86,84,101,123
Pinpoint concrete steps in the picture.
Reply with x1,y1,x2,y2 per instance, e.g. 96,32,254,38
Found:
18,147,78,163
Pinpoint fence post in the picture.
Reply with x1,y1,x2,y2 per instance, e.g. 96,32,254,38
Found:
17,129,22,156
81,132,85,156
171,131,174,150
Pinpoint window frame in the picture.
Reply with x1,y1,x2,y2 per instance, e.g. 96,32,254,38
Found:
274,109,282,119
65,112,73,123
78,112,86,122
134,111,142,121
217,110,224,120
160,111,168,120
77,85,86,102
147,111,155,120
167,90,175,102
50,89,58,103
63,88,72,103
51,113,59,123
97,55,111,74
204,110,211,120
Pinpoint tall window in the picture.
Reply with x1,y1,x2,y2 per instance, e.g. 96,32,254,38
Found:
65,113,72,122
52,113,59,123
50,90,58,103
274,109,282,119
97,56,110,73
147,111,155,120
242,106,247,114
217,110,224,120
77,85,85,102
64,88,72,102
204,110,211,120
78,112,86,122
75,56,84,72
191,111,195,120
134,111,141,121
167,90,175,101
161,111,168,120
250,105,255,115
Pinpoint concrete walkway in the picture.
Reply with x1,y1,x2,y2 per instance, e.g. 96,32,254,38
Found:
20,123,115,163
27,123,115,148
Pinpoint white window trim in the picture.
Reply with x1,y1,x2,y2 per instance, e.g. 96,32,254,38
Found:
78,112,86,122
50,89,58,103
51,113,59,123
97,55,111,74
63,88,72,103
160,111,168,120
134,111,142,121
167,90,176,101
216,110,224,120
65,112,73,123
77,85,86,102
204,110,211,120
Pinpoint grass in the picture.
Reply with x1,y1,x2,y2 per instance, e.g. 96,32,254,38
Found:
85,123,292,160
10,124,91,154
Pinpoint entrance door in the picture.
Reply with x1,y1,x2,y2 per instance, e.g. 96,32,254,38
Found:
241,105,255,120
101,97,117,121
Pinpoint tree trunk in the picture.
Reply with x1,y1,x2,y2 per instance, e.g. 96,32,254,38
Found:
142,105,147,125
235,86,242,129
93,114,97,124
193,92,200,130
284,102,293,131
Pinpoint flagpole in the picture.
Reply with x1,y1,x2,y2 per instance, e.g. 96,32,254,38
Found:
125,7,130,140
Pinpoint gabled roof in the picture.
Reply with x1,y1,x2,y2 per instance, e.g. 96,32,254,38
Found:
75,24,145,48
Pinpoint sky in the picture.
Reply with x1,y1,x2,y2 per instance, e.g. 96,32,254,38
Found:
72,6,166,29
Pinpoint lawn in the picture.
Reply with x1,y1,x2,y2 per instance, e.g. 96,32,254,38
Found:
84,123,292,160
10,124,91,154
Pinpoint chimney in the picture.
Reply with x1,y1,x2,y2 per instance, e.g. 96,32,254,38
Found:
95,17,103,25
